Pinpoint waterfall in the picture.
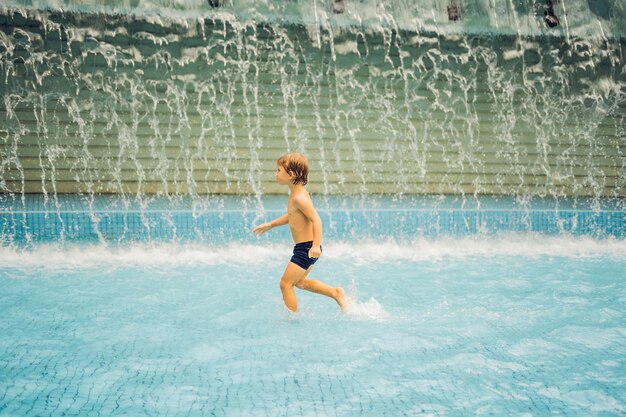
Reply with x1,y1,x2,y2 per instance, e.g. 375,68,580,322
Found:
0,0,624,244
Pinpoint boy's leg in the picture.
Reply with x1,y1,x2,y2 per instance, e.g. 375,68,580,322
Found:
279,262,309,312
280,262,349,311
297,275,348,309
295,272,337,298
295,266,349,310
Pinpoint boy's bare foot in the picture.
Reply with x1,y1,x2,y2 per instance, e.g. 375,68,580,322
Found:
335,287,349,310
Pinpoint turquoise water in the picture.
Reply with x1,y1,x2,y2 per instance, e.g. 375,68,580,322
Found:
1,237,625,416
1,0,624,414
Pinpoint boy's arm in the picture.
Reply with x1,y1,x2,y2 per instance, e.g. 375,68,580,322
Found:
252,213,288,236
293,195,322,257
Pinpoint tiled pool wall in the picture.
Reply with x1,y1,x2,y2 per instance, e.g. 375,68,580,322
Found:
1,196,624,244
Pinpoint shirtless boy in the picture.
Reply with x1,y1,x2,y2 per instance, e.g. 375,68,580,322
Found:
252,153,348,312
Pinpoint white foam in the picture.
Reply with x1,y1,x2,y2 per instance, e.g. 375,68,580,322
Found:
341,279,389,321
326,235,626,264
0,234,624,273
0,242,288,272
344,297,390,322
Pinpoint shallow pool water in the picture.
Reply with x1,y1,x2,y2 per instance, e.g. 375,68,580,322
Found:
1,237,624,416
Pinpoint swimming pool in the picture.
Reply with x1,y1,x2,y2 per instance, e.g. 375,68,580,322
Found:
1,196,625,416
1,0,624,414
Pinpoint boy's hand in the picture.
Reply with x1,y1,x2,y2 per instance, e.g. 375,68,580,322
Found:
252,222,272,236
309,245,322,259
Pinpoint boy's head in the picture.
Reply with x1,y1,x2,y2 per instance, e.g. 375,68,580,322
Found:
277,153,308,186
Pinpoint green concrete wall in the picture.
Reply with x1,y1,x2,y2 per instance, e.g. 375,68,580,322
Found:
1,8,624,197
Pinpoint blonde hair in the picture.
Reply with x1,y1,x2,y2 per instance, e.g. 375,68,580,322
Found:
277,153,308,185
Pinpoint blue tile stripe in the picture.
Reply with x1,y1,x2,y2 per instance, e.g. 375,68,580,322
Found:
0,206,624,244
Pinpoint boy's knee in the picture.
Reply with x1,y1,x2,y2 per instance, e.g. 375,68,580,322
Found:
295,279,307,290
279,278,291,291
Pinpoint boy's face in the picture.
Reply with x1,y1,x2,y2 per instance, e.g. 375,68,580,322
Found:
275,163,293,185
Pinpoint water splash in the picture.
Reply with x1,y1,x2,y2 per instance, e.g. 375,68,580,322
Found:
342,278,389,321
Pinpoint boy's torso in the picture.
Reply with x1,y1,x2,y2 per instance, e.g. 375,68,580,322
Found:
287,190,314,243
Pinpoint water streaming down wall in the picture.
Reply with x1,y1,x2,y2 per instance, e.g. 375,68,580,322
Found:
0,1,624,245
1,0,624,200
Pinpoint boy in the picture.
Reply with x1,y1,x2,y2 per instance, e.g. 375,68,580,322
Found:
252,153,348,312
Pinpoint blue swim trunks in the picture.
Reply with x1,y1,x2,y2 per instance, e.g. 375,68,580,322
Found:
290,241,322,270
